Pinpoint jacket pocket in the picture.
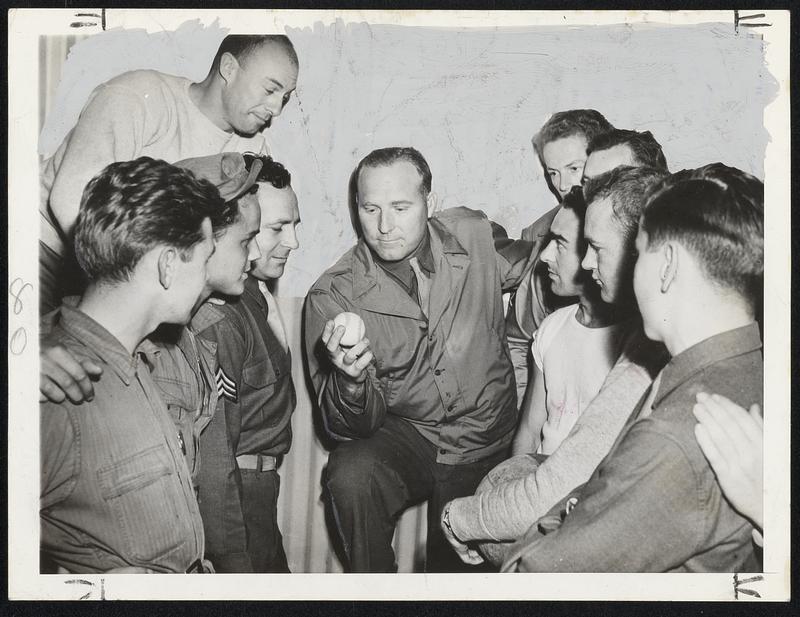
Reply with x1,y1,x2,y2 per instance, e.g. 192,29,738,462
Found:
97,444,189,563
242,358,278,388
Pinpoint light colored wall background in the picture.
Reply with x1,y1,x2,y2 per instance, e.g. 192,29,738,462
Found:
39,18,775,573
40,19,776,299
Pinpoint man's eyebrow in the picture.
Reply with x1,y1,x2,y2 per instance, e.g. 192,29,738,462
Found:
550,232,568,243
390,200,414,206
263,77,285,89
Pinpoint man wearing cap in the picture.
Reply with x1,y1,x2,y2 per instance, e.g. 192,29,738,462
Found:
193,155,300,573
39,34,299,314
148,152,264,490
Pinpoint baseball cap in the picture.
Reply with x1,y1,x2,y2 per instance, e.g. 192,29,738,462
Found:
175,152,263,202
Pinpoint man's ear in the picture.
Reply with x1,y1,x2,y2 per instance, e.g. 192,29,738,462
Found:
157,247,179,290
218,52,239,85
426,191,439,217
660,242,678,293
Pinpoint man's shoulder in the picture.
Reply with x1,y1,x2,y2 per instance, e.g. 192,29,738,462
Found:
658,348,762,425
193,298,248,340
432,206,488,228
308,246,359,295
46,323,103,367
521,205,560,241
103,69,183,92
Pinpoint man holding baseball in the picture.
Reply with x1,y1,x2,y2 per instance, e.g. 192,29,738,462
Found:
304,147,536,572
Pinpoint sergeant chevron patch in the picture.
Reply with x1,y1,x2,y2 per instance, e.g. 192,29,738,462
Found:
216,366,238,403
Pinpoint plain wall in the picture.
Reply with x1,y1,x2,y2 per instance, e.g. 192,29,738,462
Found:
39,17,775,572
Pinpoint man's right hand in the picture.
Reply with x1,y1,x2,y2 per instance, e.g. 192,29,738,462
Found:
40,344,103,404
321,319,373,384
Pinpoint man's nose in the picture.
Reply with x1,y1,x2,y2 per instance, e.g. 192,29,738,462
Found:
581,247,596,271
264,93,285,117
283,226,299,250
378,211,394,234
540,240,556,265
247,237,262,262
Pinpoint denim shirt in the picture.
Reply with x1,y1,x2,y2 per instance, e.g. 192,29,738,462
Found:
148,323,219,487
40,305,205,573
503,323,763,573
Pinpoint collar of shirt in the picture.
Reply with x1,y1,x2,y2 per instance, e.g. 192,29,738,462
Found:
652,322,762,408
352,219,466,301
374,231,435,298
57,303,161,386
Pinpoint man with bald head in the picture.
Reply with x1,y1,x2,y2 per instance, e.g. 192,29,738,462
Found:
40,34,299,313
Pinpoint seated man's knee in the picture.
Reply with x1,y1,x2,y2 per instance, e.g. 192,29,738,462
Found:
325,442,384,502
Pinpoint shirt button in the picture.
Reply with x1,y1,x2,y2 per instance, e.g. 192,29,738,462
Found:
447,404,455,412
439,448,447,455
434,369,442,376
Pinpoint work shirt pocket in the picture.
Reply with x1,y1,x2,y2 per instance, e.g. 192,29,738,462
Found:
242,358,278,389
97,444,187,563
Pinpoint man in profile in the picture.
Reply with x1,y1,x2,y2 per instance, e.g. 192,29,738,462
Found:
40,157,220,573
195,156,301,572
505,109,614,402
504,164,763,572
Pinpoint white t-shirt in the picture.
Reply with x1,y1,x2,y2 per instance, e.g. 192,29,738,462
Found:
532,303,630,455
41,70,269,253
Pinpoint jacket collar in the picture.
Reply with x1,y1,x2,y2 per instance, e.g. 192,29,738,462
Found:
653,322,762,408
351,220,470,324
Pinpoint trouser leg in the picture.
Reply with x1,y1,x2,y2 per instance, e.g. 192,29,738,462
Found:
240,468,290,573
197,406,252,573
324,415,435,573
426,447,510,573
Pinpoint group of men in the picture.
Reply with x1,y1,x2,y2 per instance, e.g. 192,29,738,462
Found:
38,33,765,575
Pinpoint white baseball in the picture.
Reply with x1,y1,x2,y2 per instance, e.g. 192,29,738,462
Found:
333,312,366,347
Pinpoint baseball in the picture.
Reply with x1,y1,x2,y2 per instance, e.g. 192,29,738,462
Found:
333,312,366,347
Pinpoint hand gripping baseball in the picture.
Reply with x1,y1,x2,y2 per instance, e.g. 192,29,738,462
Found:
321,312,373,383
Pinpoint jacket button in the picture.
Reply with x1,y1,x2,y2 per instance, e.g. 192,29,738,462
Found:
439,448,446,455
447,404,455,412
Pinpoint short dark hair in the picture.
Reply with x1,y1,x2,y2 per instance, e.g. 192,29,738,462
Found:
208,198,241,240
244,154,292,189
583,166,668,244
355,147,432,197
74,157,221,284
560,185,588,220
587,129,669,171
532,109,614,162
212,34,298,70
641,163,763,306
